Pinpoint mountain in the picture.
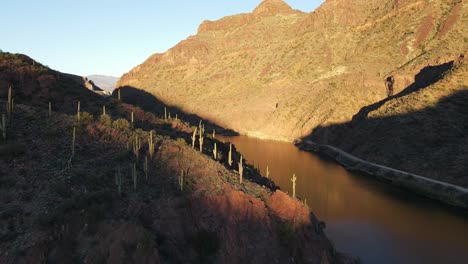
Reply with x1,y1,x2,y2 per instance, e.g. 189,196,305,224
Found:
117,0,467,142
87,74,118,92
0,51,106,115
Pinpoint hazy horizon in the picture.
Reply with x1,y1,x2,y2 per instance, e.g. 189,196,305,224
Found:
0,0,324,77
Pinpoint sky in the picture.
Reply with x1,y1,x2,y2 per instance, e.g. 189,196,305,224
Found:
0,0,325,77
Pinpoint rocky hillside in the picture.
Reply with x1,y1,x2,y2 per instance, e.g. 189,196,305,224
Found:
306,53,468,187
0,52,106,115
1,53,353,262
117,0,467,141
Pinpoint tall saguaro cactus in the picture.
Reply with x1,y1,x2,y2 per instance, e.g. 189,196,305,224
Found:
133,135,141,159
76,101,81,121
179,169,184,191
213,143,217,160
144,156,149,180
291,174,297,199
239,156,244,184
7,87,13,118
199,127,204,152
228,143,233,166
191,127,197,149
115,165,122,196
71,126,76,156
148,131,155,159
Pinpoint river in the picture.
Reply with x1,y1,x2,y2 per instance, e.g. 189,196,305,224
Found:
219,135,468,264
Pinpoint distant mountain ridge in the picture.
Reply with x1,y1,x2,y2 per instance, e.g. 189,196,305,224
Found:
117,0,467,141
87,74,118,92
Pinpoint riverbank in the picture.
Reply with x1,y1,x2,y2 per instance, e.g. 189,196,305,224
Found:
297,140,468,210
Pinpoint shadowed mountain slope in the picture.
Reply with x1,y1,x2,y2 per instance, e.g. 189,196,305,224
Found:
305,53,468,187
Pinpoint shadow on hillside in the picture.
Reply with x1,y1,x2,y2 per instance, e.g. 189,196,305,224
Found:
0,72,106,117
2,106,338,264
303,89,468,187
352,60,454,122
113,86,238,136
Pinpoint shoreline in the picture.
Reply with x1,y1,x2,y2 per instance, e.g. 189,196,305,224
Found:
296,140,468,210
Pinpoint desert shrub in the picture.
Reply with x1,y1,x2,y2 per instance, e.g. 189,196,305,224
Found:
113,118,130,130
176,137,186,146
80,111,94,126
99,114,112,127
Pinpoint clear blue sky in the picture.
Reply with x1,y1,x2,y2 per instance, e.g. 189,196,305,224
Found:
0,0,324,77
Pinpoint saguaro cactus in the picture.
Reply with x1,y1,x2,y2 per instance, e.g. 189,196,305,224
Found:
179,169,184,191
266,165,270,179
199,128,204,152
118,89,121,101
115,165,122,196
131,112,134,128
291,173,297,199
212,129,216,139
213,143,217,160
144,156,149,180
191,127,197,149
239,156,244,184
71,126,76,156
228,143,233,166
164,107,167,120
76,101,81,121
48,101,52,117
148,131,155,159
7,87,12,117
133,135,141,159
102,105,106,116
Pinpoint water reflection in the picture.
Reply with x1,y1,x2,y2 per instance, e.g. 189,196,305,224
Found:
219,135,468,264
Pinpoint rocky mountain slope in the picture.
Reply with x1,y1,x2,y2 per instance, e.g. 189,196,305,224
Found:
307,53,468,188
0,53,352,262
117,0,467,141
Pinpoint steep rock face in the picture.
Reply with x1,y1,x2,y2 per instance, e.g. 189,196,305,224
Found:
118,0,466,141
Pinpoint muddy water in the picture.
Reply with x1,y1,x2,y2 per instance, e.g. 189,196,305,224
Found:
219,135,468,264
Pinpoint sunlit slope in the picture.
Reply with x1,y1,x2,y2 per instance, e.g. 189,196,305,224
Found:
118,0,467,141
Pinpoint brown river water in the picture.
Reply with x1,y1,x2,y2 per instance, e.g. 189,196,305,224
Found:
219,135,468,264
